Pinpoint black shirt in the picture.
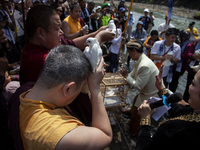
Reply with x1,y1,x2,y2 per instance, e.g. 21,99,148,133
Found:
136,112,200,150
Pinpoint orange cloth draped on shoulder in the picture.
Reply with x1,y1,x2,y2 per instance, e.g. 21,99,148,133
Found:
155,59,164,69
144,37,162,58
64,15,82,34
19,90,84,150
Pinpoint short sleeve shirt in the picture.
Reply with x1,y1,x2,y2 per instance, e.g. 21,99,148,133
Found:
19,91,84,150
64,15,81,34
151,40,181,77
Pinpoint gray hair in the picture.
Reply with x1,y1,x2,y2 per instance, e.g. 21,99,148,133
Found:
38,45,92,89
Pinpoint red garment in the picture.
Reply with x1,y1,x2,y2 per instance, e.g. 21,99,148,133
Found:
20,37,77,85
20,41,49,85
80,17,85,28
180,43,193,75
20,38,92,126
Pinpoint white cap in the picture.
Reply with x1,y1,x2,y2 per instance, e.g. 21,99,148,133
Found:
144,8,149,13
14,0,22,3
96,6,101,9
32,0,41,3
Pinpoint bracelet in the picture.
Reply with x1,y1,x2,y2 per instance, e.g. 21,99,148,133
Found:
158,88,168,97
140,118,151,126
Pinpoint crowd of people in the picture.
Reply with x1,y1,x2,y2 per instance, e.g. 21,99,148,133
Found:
0,0,200,149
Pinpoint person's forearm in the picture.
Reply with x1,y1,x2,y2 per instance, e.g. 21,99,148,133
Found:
150,54,164,61
90,88,112,138
192,31,198,37
73,30,99,51
64,31,83,40
144,44,152,49
194,33,198,36
170,58,179,64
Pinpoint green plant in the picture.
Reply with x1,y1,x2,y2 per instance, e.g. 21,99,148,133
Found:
194,12,200,20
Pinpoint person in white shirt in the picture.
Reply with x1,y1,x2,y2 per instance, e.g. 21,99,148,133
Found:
126,11,135,41
150,28,181,87
158,13,175,40
120,39,160,135
109,18,123,73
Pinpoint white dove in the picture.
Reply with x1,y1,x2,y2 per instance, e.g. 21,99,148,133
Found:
106,20,116,34
84,37,102,73
82,24,88,30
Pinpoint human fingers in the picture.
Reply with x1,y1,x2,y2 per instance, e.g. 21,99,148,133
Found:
97,57,104,72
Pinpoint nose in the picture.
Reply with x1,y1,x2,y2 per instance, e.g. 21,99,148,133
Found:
60,29,64,36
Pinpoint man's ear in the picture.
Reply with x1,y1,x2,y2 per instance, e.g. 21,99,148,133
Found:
35,27,46,41
62,82,76,97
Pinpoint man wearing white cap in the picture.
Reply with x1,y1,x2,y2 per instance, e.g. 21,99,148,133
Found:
138,8,152,31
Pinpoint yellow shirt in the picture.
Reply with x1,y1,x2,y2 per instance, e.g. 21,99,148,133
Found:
19,91,84,150
64,15,81,34
187,27,199,39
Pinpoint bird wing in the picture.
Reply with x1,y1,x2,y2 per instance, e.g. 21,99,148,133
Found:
110,22,116,34
89,44,98,73
83,46,90,59
96,44,102,66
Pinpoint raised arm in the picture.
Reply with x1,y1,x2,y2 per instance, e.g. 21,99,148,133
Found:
73,26,115,51
55,58,112,150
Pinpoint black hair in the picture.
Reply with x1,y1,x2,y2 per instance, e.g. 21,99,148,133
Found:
189,22,195,26
38,45,92,89
26,5,57,40
150,30,159,36
88,1,95,4
179,30,191,44
165,28,179,36
70,3,80,11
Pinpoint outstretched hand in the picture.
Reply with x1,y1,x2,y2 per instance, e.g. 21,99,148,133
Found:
98,25,109,31
95,30,115,44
